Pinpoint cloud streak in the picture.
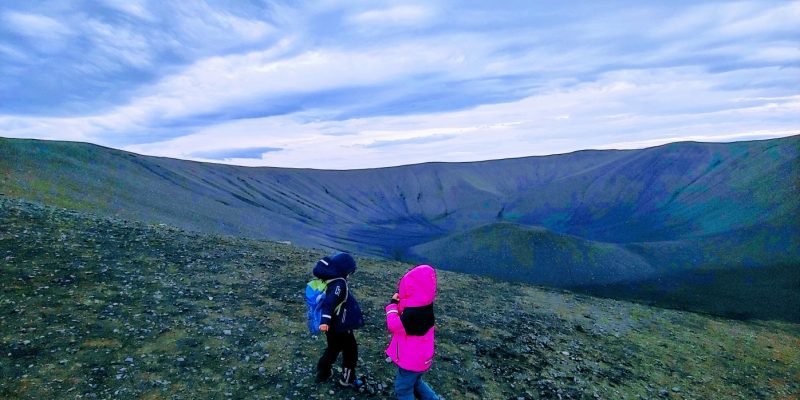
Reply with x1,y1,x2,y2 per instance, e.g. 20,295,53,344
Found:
358,134,457,149
190,146,282,160
0,1,798,169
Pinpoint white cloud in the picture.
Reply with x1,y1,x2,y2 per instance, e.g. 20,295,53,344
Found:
2,11,73,39
110,65,800,169
0,43,29,62
349,5,433,26
172,3,274,49
81,38,482,128
714,2,800,38
99,0,155,21
84,19,153,69
1,1,798,169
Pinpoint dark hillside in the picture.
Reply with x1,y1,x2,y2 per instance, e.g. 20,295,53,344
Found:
406,222,656,286
2,198,799,399
408,221,800,321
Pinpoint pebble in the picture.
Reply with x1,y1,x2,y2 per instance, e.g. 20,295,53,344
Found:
125,357,134,363
223,329,232,335
672,387,681,393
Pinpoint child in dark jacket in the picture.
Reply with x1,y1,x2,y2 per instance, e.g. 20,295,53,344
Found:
385,264,440,400
313,252,365,387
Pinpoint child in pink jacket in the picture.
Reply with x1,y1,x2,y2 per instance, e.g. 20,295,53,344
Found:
385,265,440,400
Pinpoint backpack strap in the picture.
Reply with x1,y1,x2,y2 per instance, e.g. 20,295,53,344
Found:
325,278,348,315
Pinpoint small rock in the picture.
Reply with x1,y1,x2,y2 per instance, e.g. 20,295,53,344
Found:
561,351,570,356
223,329,232,336
672,387,681,393
125,357,134,363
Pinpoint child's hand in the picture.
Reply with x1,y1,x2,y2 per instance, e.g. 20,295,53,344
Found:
390,293,399,304
319,324,329,332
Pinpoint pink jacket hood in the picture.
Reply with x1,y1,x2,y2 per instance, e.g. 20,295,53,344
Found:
398,264,437,311
385,264,437,372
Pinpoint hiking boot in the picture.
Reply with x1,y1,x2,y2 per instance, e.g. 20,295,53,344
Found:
338,376,364,389
338,368,364,389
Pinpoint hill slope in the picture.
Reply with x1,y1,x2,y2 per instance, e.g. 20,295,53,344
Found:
408,221,800,321
2,198,799,399
407,222,657,286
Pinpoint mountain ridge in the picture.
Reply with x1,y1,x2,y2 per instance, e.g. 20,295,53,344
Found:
1,135,798,320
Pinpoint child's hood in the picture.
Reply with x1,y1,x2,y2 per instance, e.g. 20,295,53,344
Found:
313,252,357,279
399,265,437,308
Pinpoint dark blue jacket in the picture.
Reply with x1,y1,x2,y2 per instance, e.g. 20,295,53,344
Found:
312,253,364,332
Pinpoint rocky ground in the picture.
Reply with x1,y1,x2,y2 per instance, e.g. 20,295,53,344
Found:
1,197,798,399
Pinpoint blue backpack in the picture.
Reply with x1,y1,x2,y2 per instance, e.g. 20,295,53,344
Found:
305,277,346,334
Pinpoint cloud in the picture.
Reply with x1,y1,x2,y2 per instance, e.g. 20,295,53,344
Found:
358,134,456,148
2,11,73,39
98,0,155,21
5,62,800,169
349,5,433,26
0,1,798,169
189,146,282,160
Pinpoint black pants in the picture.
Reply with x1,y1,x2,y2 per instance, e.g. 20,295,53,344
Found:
317,330,358,373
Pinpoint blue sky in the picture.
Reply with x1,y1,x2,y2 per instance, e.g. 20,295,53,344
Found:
1,1,798,169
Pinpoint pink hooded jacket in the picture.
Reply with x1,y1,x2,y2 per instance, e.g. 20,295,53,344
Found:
385,265,437,372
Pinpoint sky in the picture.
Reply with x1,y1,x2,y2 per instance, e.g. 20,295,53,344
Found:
1,1,798,169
